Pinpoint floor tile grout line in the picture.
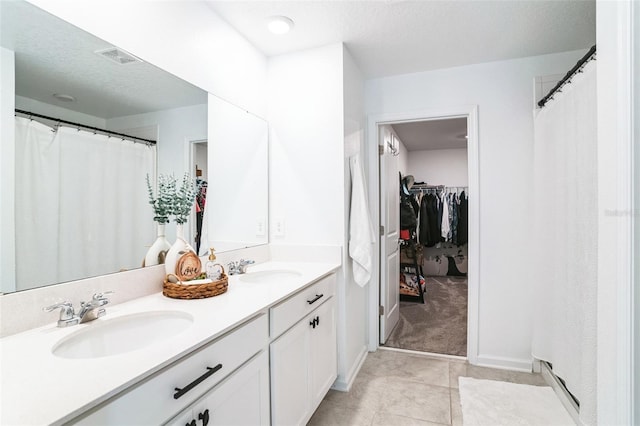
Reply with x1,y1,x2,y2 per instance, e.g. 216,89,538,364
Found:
449,386,454,425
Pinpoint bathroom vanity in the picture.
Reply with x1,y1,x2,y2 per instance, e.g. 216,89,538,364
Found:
0,261,339,425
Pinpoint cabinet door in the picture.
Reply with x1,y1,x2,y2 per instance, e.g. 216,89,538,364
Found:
270,317,311,426
166,351,270,426
309,297,337,408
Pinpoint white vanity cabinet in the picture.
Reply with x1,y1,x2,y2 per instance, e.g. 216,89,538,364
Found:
166,351,270,426
269,274,337,426
73,314,268,425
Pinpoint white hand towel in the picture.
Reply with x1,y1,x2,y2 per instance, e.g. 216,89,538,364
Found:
349,154,375,287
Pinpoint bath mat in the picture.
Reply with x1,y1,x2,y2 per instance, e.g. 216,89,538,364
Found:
458,377,574,425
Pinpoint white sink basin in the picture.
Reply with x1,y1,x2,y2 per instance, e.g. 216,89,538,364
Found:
239,269,302,283
52,311,193,359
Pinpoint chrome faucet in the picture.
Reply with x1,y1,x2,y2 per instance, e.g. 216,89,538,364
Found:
227,259,255,275
77,291,113,323
43,291,113,327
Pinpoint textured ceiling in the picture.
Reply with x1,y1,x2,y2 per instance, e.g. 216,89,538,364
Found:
206,0,596,78
392,118,467,152
1,1,207,120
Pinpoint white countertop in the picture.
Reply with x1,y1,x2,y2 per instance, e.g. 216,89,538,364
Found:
0,261,340,425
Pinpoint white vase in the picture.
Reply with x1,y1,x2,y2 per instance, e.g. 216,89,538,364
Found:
165,223,196,275
144,223,172,267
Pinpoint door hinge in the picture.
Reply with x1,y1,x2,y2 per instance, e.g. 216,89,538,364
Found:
378,145,384,155
379,305,384,316
379,225,384,236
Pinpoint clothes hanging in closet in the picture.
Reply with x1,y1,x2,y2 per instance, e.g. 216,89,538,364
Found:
195,178,207,253
417,190,467,247
457,191,468,246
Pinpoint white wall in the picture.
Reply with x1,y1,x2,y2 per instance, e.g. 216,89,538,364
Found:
365,49,587,370
407,148,468,187
596,1,636,424
634,2,640,421
267,43,344,246
267,43,368,389
340,45,368,390
26,0,267,117
1,47,16,293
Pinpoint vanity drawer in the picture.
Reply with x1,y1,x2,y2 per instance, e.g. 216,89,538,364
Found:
74,313,268,425
270,273,336,338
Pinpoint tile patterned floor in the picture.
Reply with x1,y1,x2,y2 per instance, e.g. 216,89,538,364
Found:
308,349,547,426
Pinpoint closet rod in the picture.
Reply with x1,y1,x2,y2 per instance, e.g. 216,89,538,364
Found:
537,44,596,108
14,109,157,145
410,185,467,193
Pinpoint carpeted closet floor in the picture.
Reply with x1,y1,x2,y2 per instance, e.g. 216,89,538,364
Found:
385,276,468,356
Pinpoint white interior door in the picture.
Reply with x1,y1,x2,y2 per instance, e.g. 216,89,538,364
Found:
379,129,400,344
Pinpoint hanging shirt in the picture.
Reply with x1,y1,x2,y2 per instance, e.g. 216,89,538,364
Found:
441,193,450,240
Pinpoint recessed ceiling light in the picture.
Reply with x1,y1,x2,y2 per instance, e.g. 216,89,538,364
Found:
52,93,76,102
267,16,294,35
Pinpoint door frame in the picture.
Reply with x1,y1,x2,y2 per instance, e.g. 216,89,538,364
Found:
366,105,480,365
184,138,208,251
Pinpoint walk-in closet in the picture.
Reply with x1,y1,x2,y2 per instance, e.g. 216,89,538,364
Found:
384,117,469,357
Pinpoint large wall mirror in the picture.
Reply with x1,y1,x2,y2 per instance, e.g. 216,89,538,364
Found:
205,95,269,253
0,0,268,294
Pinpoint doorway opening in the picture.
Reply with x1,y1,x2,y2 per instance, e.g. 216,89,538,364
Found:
385,118,469,357
367,106,479,364
188,139,208,255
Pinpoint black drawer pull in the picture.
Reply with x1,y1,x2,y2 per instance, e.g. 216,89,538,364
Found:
307,294,324,305
198,409,210,426
174,364,222,399
309,316,320,329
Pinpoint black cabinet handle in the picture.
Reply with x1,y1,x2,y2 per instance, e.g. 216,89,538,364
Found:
309,316,320,329
174,364,223,399
307,294,324,305
198,409,210,426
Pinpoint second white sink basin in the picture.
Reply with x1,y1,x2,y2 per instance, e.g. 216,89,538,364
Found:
239,269,302,283
52,311,193,359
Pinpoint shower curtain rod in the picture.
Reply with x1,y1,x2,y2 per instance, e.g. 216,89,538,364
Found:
14,109,157,145
537,45,596,108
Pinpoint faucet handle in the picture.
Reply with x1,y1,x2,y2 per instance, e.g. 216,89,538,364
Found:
90,291,113,307
93,291,114,300
43,301,78,327
42,300,73,312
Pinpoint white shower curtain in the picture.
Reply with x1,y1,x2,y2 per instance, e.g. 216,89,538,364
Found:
531,60,597,424
15,117,156,290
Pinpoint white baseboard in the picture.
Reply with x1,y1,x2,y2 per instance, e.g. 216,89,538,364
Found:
475,355,533,372
332,345,368,392
540,361,580,425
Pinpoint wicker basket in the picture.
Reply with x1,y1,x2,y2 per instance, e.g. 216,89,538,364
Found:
163,268,228,299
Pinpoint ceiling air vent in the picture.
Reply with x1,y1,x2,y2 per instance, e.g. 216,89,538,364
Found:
94,47,142,65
